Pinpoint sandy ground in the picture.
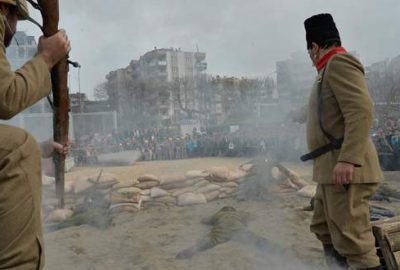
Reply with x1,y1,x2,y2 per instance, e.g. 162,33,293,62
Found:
44,157,381,270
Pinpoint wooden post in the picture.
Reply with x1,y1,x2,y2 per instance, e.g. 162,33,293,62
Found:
37,0,69,208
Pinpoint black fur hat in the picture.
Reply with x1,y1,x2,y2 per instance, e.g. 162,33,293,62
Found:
304,13,341,49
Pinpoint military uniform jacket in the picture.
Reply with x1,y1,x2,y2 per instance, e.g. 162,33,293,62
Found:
0,19,51,119
0,17,52,269
306,53,383,184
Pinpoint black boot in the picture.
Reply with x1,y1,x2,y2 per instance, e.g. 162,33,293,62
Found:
364,266,383,270
323,244,348,269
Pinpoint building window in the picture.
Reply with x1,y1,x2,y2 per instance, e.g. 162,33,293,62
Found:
18,47,25,58
7,47,17,58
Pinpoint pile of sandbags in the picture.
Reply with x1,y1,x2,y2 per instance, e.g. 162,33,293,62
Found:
110,165,250,207
43,170,139,224
44,164,251,225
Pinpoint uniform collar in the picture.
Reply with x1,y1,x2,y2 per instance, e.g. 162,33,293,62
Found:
316,46,347,72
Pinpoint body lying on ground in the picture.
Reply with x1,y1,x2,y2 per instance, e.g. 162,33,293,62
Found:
176,206,283,259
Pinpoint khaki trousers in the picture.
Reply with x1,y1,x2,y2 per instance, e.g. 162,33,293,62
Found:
0,125,44,270
310,183,380,269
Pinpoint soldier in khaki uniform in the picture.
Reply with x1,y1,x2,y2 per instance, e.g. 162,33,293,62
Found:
0,1,70,269
302,14,383,270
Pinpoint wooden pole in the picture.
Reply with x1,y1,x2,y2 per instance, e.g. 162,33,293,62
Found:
37,0,69,208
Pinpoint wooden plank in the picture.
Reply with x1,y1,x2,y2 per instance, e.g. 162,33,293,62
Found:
373,216,400,227
380,239,398,270
386,231,400,252
374,221,400,241
393,251,400,268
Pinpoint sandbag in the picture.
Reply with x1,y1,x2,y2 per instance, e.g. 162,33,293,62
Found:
240,163,254,172
113,179,139,189
140,189,151,196
161,178,200,190
185,170,209,179
227,170,247,181
206,167,230,182
170,186,195,197
234,177,249,184
134,180,159,189
219,182,239,188
159,174,187,186
116,187,142,195
150,187,169,198
141,195,151,202
109,203,140,215
193,179,209,189
297,185,317,198
177,193,207,206
218,192,234,199
109,191,141,204
154,196,177,205
220,187,236,194
196,184,220,194
138,174,160,183
204,190,220,202
46,209,74,223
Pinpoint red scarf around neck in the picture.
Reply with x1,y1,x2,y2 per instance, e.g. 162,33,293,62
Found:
316,46,347,72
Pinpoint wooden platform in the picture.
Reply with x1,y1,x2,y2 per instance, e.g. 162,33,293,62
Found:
372,216,400,270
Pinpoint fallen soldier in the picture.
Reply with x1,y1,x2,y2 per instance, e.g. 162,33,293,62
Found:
176,206,283,259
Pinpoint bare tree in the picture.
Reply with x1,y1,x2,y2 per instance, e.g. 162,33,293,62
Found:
170,78,207,116
93,82,110,101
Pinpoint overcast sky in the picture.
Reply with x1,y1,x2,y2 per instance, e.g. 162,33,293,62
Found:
17,0,400,98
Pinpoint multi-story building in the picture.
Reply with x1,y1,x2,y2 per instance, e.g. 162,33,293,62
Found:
106,48,208,129
139,47,207,82
7,31,37,70
276,52,316,106
139,48,207,122
6,31,51,114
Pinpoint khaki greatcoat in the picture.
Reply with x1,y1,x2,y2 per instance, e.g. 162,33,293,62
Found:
306,53,383,184
307,52,383,268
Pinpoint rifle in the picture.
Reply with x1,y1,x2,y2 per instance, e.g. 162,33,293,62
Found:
24,0,69,208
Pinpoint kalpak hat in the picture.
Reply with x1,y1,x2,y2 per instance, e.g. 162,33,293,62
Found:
304,13,341,49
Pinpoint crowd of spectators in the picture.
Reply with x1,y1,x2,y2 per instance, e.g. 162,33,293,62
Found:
372,116,400,170
71,114,400,170
72,127,304,165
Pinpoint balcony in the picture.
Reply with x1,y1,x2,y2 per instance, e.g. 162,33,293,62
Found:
195,62,207,71
194,52,206,61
